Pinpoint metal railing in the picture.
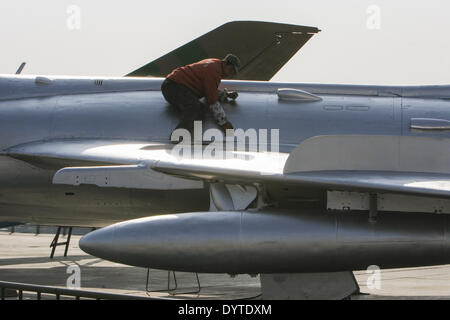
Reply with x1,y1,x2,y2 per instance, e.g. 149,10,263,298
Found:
0,280,172,300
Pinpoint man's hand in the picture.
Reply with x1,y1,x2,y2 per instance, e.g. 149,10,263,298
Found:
219,89,238,103
226,91,238,100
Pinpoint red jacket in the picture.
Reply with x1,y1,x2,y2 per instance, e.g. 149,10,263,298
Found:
167,58,222,105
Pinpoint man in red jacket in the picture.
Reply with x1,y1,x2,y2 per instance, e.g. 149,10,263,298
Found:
161,54,241,139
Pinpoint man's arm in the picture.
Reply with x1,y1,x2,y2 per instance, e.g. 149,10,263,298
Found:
209,101,228,126
203,71,220,106
209,101,233,131
203,64,234,130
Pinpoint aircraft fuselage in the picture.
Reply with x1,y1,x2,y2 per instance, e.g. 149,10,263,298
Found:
0,75,449,226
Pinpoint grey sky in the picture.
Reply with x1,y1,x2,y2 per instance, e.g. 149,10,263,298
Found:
1,0,449,84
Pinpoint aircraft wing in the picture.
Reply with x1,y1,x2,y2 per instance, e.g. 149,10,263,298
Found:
126,21,320,81
6,136,450,199
153,163,450,198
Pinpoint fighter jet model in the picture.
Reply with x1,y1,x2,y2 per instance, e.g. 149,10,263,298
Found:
3,21,450,298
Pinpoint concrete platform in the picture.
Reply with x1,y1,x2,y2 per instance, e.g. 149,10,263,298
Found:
0,231,260,300
1,231,450,299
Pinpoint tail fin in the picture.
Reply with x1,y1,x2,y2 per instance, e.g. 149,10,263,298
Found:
126,21,320,81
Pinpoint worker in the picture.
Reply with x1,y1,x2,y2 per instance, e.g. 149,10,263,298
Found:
161,54,241,140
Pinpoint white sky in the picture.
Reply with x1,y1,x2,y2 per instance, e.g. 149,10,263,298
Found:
1,0,449,85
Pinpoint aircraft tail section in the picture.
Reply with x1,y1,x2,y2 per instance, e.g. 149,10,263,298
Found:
126,21,320,81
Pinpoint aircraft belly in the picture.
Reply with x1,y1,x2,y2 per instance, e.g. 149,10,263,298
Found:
0,156,209,227
0,186,209,227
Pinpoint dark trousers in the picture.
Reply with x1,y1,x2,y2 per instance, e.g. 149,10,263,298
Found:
161,78,204,134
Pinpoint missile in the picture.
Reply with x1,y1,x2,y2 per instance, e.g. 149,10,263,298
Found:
80,210,450,274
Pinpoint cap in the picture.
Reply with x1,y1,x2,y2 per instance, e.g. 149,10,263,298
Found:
223,54,241,74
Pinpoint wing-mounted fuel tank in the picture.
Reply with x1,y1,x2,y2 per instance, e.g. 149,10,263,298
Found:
80,210,450,274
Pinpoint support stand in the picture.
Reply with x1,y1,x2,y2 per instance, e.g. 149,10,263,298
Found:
49,226,73,259
146,269,201,296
